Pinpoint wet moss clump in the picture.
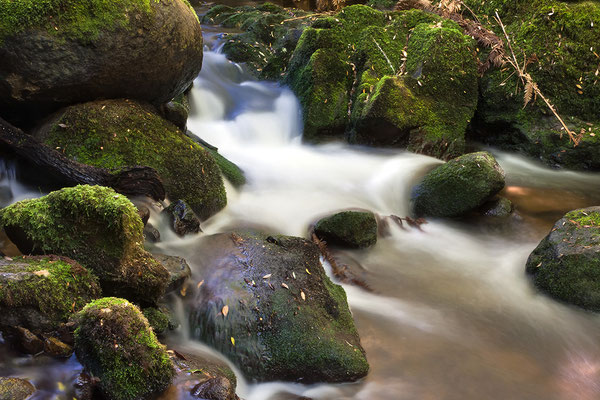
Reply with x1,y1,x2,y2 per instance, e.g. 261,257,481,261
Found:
75,297,174,400
314,211,378,248
412,151,505,218
0,0,159,44
526,207,600,311
143,307,170,336
41,99,226,219
0,185,169,304
0,256,100,331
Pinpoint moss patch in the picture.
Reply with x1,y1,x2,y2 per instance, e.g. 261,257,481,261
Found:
75,297,174,400
0,255,100,329
314,211,378,248
41,99,226,219
0,185,169,304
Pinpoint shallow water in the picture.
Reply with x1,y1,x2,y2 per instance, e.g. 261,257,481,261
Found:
3,34,600,400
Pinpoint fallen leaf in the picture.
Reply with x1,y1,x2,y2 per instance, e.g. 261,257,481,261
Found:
262,274,272,279
34,270,50,277
301,291,306,301
305,268,311,275
222,305,229,317
180,285,188,297
231,337,235,346
197,280,204,289
281,282,289,289
292,271,296,279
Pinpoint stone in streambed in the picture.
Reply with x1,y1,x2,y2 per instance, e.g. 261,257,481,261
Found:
314,210,378,248
74,297,175,400
0,185,169,304
526,207,600,311
163,200,201,236
154,254,192,293
0,0,203,118
188,231,369,383
0,377,35,400
0,255,100,332
411,151,505,218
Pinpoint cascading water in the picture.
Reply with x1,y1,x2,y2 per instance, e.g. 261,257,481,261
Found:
150,45,600,399
3,35,600,400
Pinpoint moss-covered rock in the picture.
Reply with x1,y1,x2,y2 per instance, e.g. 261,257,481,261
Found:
0,0,203,118
143,307,170,336
0,255,100,332
314,210,378,248
37,99,226,219
160,92,191,131
74,297,174,400
188,231,369,383
467,0,600,170
525,207,600,310
154,253,192,293
0,185,169,304
0,377,35,400
411,151,505,218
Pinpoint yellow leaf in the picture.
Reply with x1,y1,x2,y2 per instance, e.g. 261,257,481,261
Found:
305,268,311,275
281,282,289,289
222,305,229,317
34,270,50,277
197,280,204,289
231,337,235,346
57,382,65,391
301,291,306,301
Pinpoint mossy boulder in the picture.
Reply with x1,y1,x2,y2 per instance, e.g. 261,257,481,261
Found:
411,151,505,218
468,0,600,170
36,99,227,219
74,297,174,400
143,307,170,336
314,211,378,248
202,3,310,81
0,377,35,400
188,231,369,383
0,185,170,304
525,207,600,310
154,253,192,293
0,0,203,118
0,256,100,332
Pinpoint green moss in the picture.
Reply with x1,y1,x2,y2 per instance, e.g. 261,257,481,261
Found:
314,211,378,248
75,297,174,400
0,185,168,304
0,256,100,325
367,0,397,10
204,148,246,187
412,151,506,217
0,0,159,44
42,99,226,219
143,307,170,335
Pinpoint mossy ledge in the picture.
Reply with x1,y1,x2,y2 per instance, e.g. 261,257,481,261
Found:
0,185,169,304
38,99,227,220
75,297,174,400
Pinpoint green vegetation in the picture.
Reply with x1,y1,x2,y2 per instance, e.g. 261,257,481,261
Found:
143,307,170,335
412,152,506,218
0,185,169,304
526,207,600,311
42,99,226,219
75,297,174,400
0,0,155,43
314,211,378,248
0,256,100,329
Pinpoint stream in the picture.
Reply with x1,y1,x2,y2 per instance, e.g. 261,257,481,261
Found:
2,29,600,400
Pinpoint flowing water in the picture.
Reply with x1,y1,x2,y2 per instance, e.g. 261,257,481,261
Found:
3,31,600,400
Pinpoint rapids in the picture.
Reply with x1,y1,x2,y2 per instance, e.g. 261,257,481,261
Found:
2,33,600,400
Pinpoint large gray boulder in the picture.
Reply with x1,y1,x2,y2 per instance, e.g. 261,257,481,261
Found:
411,151,505,218
0,0,203,115
526,207,600,310
188,231,369,383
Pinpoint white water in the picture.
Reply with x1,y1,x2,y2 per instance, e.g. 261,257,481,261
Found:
3,45,600,399
157,48,600,399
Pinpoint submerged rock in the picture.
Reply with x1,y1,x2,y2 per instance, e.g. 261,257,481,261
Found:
154,254,192,293
169,348,239,400
0,185,169,304
482,197,513,218
526,207,600,310
36,99,227,220
0,256,100,332
314,210,378,248
188,231,369,383
411,151,505,218
75,297,174,400
0,377,35,400
163,200,202,236
0,0,203,119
